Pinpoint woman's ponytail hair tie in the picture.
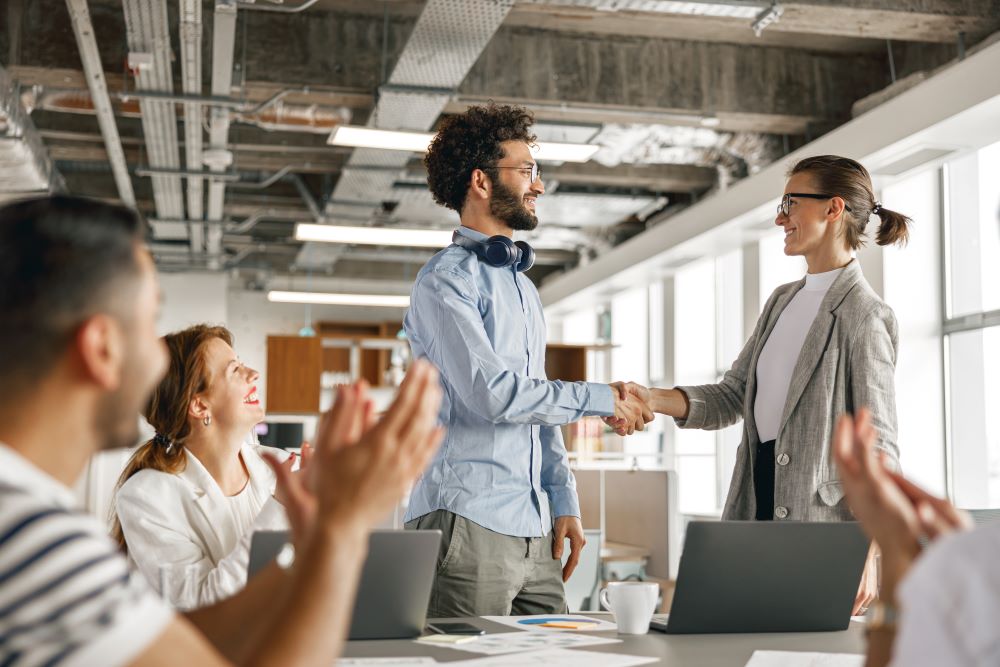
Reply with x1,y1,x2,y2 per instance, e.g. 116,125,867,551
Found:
152,432,174,452
872,202,882,215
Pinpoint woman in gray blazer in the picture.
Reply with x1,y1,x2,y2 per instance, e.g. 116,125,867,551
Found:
613,155,911,613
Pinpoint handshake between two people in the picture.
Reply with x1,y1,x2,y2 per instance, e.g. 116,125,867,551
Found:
604,382,655,436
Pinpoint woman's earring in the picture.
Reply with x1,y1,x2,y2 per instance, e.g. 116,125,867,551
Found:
203,415,212,427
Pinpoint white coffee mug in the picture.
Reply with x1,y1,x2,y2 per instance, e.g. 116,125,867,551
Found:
599,581,659,635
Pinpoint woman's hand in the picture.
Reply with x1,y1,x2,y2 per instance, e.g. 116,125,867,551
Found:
264,446,316,549
853,544,879,615
834,407,972,599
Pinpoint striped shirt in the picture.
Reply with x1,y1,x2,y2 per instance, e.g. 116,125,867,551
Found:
0,443,173,667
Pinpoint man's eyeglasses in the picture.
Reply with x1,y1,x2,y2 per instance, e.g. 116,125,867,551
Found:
492,164,542,183
778,192,852,217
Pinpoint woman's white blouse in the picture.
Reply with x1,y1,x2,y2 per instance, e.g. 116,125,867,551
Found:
754,266,844,443
115,444,290,610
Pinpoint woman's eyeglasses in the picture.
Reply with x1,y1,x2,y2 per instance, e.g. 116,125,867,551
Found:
778,193,852,217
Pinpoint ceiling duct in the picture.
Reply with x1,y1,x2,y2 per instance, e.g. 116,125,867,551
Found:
297,0,515,270
0,64,62,202
121,0,185,235
179,0,205,252
205,0,240,266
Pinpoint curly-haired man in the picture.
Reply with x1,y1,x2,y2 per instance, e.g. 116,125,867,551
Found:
403,103,652,617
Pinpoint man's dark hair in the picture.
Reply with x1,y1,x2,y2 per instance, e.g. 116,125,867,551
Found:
424,103,537,213
0,195,145,389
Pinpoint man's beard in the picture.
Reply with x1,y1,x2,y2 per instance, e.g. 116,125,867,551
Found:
490,179,538,232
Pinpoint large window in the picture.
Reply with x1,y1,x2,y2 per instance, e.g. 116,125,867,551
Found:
670,250,744,514
880,167,946,495
758,231,806,309
673,259,720,513
944,139,1000,508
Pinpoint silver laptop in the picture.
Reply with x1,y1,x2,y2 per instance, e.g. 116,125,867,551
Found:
248,529,440,640
651,521,869,634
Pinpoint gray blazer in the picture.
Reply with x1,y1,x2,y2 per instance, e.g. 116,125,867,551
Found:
677,260,899,522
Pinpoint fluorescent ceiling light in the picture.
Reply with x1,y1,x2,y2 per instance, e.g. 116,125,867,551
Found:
268,291,410,308
296,223,452,247
328,126,599,162
328,126,433,153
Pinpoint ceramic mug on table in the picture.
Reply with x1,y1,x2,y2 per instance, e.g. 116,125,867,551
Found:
599,581,659,634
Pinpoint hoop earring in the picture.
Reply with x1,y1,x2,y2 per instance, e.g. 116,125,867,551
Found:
203,415,212,427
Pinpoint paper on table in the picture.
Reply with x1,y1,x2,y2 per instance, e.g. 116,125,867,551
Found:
744,650,865,667
427,630,621,655
442,647,656,666
336,659,437,666
481,614,617,632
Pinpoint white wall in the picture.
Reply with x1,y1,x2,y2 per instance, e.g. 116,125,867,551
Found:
156,273,229,336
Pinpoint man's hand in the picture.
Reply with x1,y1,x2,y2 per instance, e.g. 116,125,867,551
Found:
315,360,445,530
552,516,587,583
264,361,445,547
604,382,654,436
834,407,971,598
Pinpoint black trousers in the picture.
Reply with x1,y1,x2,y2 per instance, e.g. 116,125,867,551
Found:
754,439,776,521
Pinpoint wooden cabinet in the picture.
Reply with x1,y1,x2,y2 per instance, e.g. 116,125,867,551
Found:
265,335,321,413
545,344,589,382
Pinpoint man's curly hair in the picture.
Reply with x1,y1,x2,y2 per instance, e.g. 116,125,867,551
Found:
424,103,537,213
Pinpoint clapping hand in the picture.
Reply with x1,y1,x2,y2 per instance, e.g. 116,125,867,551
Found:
833,407,972,602
264,360,445,548
604,381,654,436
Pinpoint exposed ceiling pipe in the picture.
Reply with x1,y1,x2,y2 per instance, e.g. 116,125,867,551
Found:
226,207,281,234
64,0,134,206
287,173,323,221
121,0,185,226
179,0,205,253
205,0,240,267
228,165,294,190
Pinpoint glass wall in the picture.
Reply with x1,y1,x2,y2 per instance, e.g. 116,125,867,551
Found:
944,139,1000,508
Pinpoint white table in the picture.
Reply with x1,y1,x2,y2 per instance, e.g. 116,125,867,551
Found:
342,613,867,666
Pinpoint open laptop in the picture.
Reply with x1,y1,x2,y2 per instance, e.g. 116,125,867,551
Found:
650,521,869,634
248,529,440,640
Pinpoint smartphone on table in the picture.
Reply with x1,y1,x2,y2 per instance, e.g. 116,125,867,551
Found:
426,622,485,635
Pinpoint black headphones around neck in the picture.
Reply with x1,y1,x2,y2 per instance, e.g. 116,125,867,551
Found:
452,230,535,273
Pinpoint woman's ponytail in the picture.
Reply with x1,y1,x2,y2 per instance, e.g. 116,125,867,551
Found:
873,204,912,247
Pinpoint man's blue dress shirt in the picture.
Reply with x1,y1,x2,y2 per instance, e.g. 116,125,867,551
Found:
403,226,615,538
